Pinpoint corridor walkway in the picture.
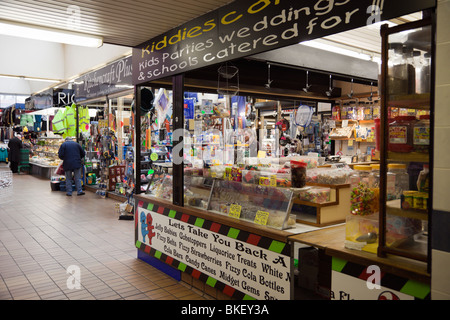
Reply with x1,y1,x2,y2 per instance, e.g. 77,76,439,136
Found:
0,166,209,300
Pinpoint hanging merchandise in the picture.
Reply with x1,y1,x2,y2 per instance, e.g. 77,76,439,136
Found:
79,106,90,132
154,89,171,130
52,109,67,136
293,105,314,129
64,103,77,138
276,118,290,132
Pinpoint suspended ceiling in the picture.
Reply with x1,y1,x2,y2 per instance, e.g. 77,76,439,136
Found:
0,1,422,52
0,0,234,47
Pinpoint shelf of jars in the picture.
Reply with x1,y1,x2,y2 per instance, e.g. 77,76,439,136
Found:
378,18,433,266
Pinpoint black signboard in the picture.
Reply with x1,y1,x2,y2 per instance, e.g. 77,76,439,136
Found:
132,0,436,85
74,56,133,101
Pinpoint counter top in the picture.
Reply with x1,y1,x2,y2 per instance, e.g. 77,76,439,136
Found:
289,225,430,283
134,193,298,243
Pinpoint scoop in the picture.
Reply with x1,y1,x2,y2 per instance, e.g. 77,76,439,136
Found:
356,232,378,244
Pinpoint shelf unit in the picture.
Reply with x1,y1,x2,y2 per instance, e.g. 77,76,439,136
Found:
379,18,434,269
292,182,351,227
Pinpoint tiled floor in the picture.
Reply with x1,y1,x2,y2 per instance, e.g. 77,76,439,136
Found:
0,164,210,300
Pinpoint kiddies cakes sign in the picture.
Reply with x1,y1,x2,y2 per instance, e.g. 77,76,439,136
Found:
132,0,435,84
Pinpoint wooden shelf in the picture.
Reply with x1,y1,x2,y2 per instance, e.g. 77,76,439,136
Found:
388,93,430,110
387,151,429,163
386,199,429,221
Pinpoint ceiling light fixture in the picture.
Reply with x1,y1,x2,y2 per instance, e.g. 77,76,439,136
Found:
0,20,103,47
0,74,61,83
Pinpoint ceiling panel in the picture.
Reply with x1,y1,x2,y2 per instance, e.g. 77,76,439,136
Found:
0,0,234,47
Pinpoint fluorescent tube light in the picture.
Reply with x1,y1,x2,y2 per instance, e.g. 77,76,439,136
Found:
0,20,103,47
301,40,372,61
0,74,61,83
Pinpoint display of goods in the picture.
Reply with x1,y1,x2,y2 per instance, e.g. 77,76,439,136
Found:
388,116,416,153
242,169,260,184
350,183,379,216
299,187,331,203
291,160,307,188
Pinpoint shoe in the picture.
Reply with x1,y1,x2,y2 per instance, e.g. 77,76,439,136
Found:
66,193,72,196
77,192,85,196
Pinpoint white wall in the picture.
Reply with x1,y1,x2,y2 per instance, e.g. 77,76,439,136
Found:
0,34,131,96
432,0,450,300
63,43,131,80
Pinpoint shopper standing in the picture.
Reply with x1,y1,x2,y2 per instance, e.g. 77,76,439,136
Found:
8,134,22,173
58,137,86,196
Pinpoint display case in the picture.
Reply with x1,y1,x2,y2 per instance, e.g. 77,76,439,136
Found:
31,137,63,166
379,18,434,267
208,179,296,230
177,171,296,230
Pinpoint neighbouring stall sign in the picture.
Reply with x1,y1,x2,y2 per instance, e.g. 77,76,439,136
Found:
74,56,133,101
132,0,435,84
137,207,291,300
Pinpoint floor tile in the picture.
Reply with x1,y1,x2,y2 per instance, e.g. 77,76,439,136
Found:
0,169,206,301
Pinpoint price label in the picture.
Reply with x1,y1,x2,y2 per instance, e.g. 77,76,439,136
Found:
228,204,242,219
269,175,277,187
254,210,269,226
211,172,217,178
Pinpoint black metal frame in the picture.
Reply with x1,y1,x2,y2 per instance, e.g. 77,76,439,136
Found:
379,15,435,271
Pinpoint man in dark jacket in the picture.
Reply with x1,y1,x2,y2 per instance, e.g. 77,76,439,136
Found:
8,134,22,173
58,137,86,196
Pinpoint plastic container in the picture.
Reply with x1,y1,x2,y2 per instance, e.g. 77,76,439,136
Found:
291,161,307,188
347,101,356,120
345,213,379,253
374,118,381,151
388,116,416,153
350,165,374,189
276,173,292,188
416,164,429,192
413,115,430,153
332,104,341,120
356,103,365,120
242,169,260,184
341,103,349,119
372,100,380,119
371,164,380,188
388,163,409,199
299,187,331,203
364,101,373,120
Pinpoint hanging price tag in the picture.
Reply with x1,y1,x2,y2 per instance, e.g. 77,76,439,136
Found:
228,204,242,219
254,210,269,226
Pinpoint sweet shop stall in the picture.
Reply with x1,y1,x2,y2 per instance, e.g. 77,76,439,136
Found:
132,0,437,300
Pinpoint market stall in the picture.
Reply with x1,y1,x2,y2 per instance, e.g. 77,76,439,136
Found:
132,0,436,300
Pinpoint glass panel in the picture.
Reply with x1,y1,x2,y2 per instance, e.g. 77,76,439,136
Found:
140,88,173,196
384,24,431,259
209,180,295,230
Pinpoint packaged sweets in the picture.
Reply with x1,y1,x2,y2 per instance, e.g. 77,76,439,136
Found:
413,115,430,153
350,183,379,216
388,116,416,153
299,187,331,203
242,169,260,184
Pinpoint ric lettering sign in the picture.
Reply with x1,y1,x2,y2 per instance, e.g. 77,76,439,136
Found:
132,0,436,84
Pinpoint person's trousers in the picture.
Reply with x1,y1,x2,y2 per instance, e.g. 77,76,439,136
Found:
65,167,83,195
10,161,18,173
